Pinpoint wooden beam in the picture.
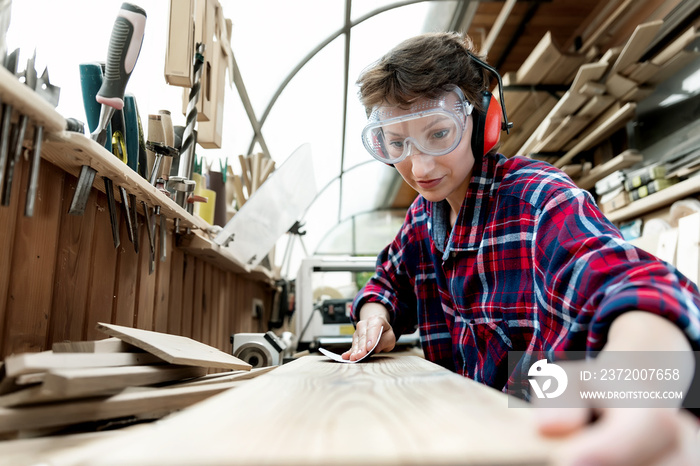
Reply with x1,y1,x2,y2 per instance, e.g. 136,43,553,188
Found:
33,356,559,465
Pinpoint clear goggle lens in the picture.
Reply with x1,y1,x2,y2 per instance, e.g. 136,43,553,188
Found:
361,86,473,164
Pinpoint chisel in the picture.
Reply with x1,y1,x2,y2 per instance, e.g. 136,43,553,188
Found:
25,66,60,217
0,48,17,199
1,51,36,206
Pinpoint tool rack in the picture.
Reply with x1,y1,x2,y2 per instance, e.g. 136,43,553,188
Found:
0,66,275,361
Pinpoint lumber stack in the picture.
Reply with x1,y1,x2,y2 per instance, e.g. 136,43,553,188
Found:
0,323,269,438
497,14,700,189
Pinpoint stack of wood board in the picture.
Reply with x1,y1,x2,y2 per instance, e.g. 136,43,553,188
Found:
497,31,586,158
498,16,700,170
0,323,262,437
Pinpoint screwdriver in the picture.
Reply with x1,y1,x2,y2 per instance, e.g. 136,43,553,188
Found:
91,3,147,146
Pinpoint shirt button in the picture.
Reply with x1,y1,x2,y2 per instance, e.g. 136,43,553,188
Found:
451,252,458,258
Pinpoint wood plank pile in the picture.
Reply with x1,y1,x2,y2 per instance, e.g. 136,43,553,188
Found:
497,2,700,194
0,323,268,439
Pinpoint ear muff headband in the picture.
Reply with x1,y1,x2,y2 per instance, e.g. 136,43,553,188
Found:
467,53,513,155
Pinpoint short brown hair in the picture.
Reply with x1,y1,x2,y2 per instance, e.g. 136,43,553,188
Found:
357,32,490,114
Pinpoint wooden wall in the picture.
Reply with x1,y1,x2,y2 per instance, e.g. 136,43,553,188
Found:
0,157,274,360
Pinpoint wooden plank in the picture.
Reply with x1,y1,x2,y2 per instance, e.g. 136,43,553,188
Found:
540,53,586,85
60,356,559,465
606,175,700,224
113,213,140,327
610,20,664,75
0,381,240,434
516,31,561,85
42,364,208,398
648,50,700,85
201,263,212,345
215,270,226,351
580,0,636,52
4,351,163,377
621,86,655,103
135,217,156,331
576,149,644,190
52,338,139,354
180,252,195,338
577,94,616,120
168,246,185,336
506,94,558,157
0,67,65,133
555,102,637,167
3,161,64,357
154,220,173,334
570,62,608,94
85,191,119,341
0,365,207,407
651,26,698,66
605,73,638,99
192,258,205,342
49,176,97,344
536,115,591,153
0,155,23,361
95,322,252,371
626,61,660,84
550,91,588,120
167,366,277,388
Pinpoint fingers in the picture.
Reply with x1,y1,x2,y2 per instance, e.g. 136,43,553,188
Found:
342,315,396,361
549,408,694,466
535,407,590,437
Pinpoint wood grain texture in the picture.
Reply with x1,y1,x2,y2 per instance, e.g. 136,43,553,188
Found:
135,219,156,331
49,176,97,344
51,338,139,354
95,322,251,371
154,221,172,334
3,161,64,355
4,351,163,377
85,191,119,341
61,356,559,465
113,213,140,327
0,381,239,434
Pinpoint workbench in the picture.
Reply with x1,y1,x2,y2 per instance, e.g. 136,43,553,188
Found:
0,354,560,465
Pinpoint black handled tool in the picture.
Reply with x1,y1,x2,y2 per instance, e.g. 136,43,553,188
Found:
91,3,146,146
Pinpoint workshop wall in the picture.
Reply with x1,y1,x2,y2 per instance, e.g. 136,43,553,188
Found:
0,157,272,360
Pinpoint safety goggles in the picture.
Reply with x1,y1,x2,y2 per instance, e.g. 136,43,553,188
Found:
361,85,474,164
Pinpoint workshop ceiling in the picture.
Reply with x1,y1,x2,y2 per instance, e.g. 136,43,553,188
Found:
6,0,658,273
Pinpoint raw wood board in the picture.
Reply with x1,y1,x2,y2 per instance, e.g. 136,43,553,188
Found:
58,356,560,465
0,381,240,434
0,365,208,407
52,338,140,354
3,351,164,377
96,322,252,371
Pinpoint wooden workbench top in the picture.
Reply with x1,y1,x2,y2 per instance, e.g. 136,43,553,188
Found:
0,355,560,465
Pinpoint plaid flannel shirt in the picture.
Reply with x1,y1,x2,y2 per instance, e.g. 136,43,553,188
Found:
352,152,700,390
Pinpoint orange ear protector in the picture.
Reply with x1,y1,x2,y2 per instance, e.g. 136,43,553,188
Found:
468,53,513,156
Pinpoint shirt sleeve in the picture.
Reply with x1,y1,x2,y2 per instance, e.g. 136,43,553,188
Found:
351,208,419,338
532,187,700,351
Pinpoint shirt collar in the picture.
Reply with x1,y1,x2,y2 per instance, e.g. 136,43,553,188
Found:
429,153,504,256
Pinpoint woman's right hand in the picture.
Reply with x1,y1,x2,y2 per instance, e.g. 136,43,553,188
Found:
341,303,396,361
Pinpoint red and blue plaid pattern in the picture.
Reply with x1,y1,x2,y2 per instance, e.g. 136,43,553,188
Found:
353,153,700,390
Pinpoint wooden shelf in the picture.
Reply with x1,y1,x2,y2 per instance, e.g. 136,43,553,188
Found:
605,175,700,223
0,63,272,282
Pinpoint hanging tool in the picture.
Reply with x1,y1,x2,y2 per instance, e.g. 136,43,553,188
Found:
69,63,108,215
142,200,155,274
0,48,17,199
103,176,120,248
119,186,137,253
25,66,61,217
146,141,178,186
176,43,205,210
2,51,37,206
123,93,140,174
90,3,147,146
